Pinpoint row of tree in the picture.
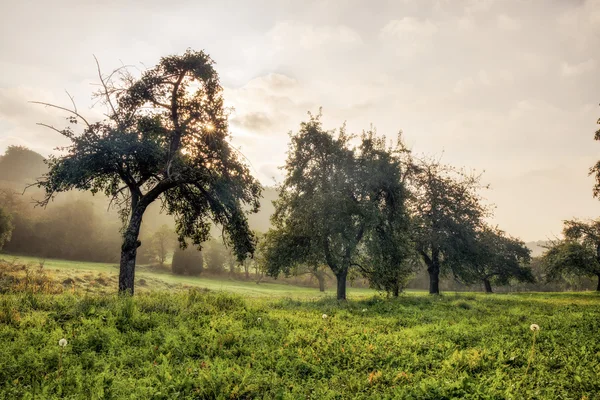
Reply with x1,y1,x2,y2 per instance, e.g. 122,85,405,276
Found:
258,115,534,299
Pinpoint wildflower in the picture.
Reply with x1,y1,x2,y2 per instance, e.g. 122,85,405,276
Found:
257,317,262,323
58,338,68,347
322,314,328,319
362,309,367,313
525,323,541,376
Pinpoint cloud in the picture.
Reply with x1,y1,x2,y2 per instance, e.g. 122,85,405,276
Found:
379,17,438,59
0,86,106,156
231,112,275,131
557,0,600,51
380,17,438,39
243,73,299,93
269,21,362,50
561,59,596,77
453,77,476,94
497,14,520,31
0,86,56,123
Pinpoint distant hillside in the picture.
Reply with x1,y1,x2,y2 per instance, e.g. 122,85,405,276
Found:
526,241,551,257
0,146,46,184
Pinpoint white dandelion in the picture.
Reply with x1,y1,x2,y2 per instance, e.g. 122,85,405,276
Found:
530,324,540,332
257,317,262,323
58,338,68,347
322,314,328,319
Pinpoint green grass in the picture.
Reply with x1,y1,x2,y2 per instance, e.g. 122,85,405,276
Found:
1,290,599,399
2,255,599,398
0,254,376,298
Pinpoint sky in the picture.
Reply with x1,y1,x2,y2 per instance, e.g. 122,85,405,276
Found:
0,0,599,241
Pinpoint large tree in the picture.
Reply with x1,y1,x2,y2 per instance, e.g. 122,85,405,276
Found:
35,50,261,294
542,219,600,291
458,226,533,293
355,134,414,297
410,160,487,294
264,115,410,299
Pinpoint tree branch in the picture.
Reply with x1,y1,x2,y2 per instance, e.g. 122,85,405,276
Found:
30,101,91,128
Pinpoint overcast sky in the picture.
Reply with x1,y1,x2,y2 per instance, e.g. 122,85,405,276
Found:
0,0,599,241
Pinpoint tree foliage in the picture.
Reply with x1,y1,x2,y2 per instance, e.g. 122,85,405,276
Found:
171,246,203,276
35,49,261,294
355,135,414,296
264,114,412,299
542,219,600,291
0,146,46,184
409,160,487,294
457,226,533,293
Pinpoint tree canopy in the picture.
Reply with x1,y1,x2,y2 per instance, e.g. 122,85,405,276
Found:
409,160,487,294
542,219,600,291
263,114,413,299
457,226,533,293
36,49,261,294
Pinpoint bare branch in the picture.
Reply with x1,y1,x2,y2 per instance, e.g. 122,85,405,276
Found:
30,101,91,128
65,90,78,115
94,54,118,119
36,123,69,137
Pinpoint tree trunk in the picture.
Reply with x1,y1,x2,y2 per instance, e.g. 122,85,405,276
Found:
425,247,441,295
335,271,347,300
393,284,400,297
317,273,326,292
483,279,493,293
118,206,146,295
428,267,439,294
596,274,600,292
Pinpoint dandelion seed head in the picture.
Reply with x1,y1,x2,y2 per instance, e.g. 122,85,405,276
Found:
530,324,540,331
322,314,328,319
257,317,262,323
58,338,68,347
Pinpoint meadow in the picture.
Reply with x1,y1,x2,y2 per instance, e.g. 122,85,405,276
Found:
1,257,599,399
0,255,374,298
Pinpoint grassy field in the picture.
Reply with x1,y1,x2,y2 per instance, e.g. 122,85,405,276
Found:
1,256,599,399
0,254,374,298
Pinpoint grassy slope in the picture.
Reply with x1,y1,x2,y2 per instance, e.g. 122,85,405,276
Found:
0,254,376,298
0,291,599,399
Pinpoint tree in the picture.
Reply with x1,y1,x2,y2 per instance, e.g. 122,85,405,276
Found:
0,145,46,184
264,115,411,300
410,160,487,294
542,219,600,291
172,246,203,276
146,224,177,267
203,238,229,274
0,206,13,251
35,50,261,294
458,226,533,293
355,134,414,297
